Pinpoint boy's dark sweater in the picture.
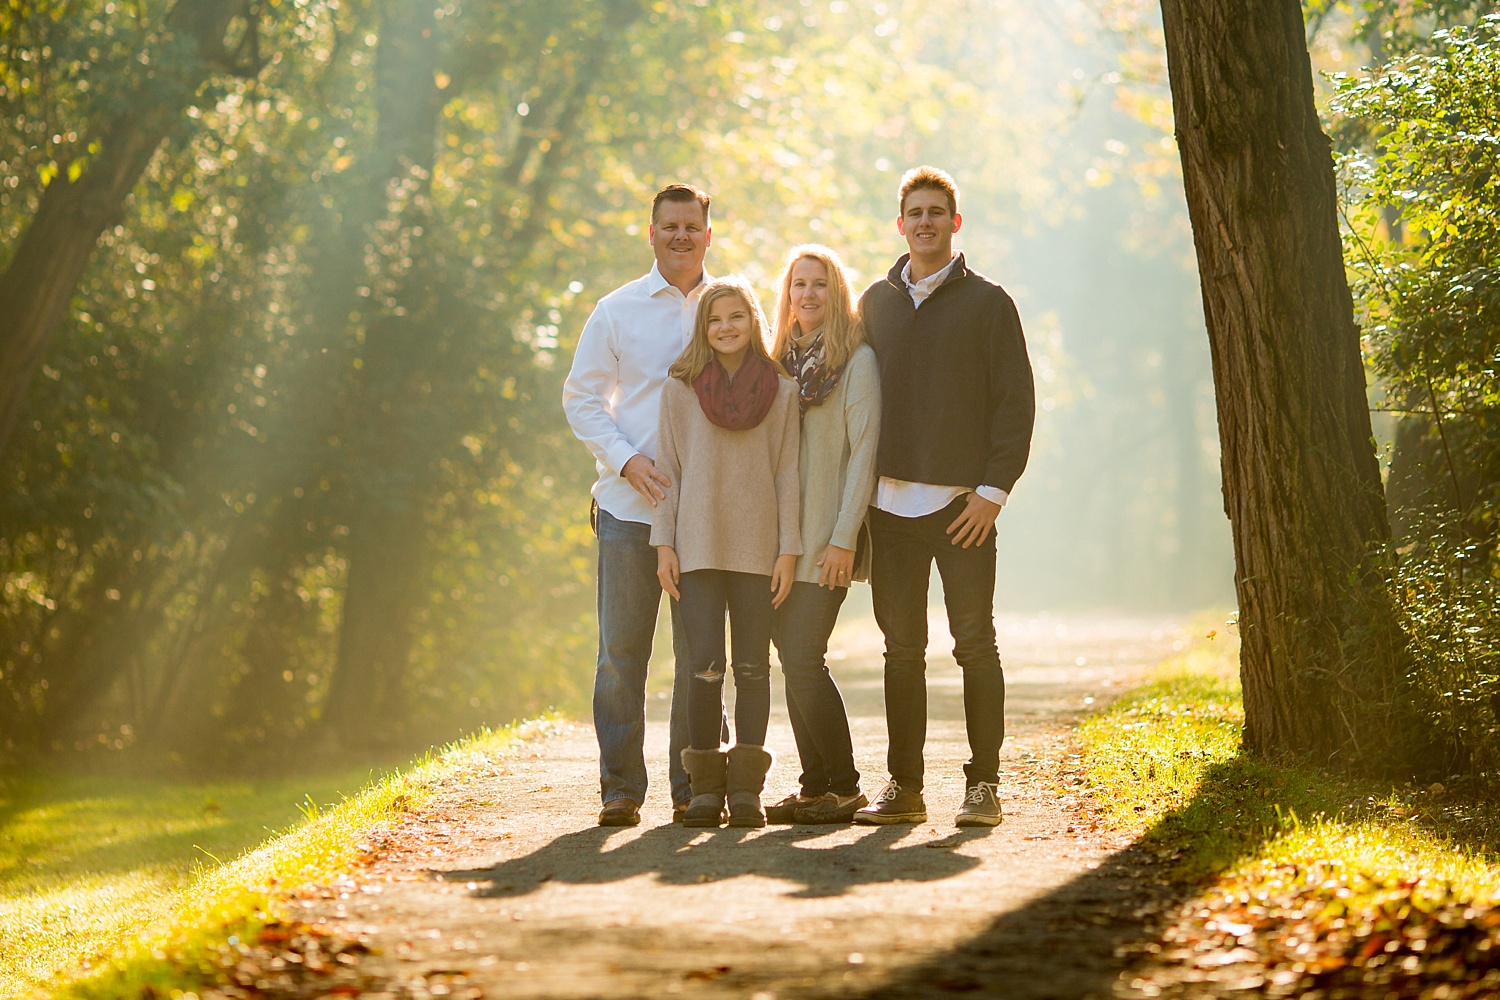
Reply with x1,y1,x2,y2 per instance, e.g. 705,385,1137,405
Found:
859,253,1035,495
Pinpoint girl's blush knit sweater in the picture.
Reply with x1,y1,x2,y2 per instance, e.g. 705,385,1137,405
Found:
650,374,802,575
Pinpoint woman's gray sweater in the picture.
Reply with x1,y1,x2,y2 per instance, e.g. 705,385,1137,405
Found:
790,344,881,584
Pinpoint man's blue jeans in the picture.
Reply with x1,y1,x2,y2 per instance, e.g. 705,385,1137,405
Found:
593,507,698,807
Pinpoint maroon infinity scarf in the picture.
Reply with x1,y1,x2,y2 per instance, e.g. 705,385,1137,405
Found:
692,352,780,431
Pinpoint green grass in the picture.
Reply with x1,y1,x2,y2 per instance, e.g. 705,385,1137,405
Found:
1,723,532,1000
0,767,375,998
1081,632,1500,989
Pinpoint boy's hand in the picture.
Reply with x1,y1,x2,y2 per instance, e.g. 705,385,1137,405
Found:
946,492,1001,548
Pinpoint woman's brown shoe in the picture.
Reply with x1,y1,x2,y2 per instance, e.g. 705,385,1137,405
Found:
794,791,869,825
765,793,812,824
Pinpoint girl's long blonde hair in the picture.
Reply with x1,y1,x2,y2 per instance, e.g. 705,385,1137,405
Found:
669,277,782,383
771,244,864,370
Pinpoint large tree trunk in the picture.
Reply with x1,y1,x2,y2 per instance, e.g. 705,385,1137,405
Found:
1158,0,1414,768
0,0,257,460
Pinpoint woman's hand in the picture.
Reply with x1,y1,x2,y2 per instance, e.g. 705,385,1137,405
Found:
816,544,856,589
771,553,797,609
656,546,681,600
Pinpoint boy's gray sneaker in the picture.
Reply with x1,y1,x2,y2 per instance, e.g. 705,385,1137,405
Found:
955,782,1003,827
852,780,926,824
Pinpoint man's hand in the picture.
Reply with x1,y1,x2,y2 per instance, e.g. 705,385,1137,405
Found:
946,491,1002,548
816,544,856,589
656,546,681,600
771,553,797,609
622,454,671,506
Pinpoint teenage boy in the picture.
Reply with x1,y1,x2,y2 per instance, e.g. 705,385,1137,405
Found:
563,184,716,827
854,166,1036,828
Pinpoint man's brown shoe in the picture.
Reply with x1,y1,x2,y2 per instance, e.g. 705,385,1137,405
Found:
852,780,926,824
598,798,641,827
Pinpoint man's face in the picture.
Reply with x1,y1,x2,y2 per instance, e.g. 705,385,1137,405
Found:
897,187,961,262
650,199,711,277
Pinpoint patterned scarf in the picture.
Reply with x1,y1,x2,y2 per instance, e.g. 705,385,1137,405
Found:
782,329,847,415
692,352,781,431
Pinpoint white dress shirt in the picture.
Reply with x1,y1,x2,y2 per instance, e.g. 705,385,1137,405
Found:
563,263,711,524
874,253,1010,517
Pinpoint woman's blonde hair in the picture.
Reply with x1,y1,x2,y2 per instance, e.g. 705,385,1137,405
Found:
771,244,864,371
668,277,782,383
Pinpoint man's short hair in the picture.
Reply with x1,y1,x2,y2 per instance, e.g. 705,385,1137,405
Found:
898,165,959,215
652,183,711,225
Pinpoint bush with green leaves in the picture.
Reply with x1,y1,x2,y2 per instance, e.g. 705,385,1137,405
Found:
1335,15,1500,773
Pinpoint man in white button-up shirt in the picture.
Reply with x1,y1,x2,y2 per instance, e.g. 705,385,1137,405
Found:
563,184,716,827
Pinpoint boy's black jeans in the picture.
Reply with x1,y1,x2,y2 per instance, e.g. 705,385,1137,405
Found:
868,498,1006,792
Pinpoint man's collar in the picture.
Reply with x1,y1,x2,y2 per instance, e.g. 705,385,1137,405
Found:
902,252,960,287
648,261,711,297
887,252,967,289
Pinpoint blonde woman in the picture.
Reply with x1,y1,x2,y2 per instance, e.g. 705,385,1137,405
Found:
763,245,881,825
652,277,802,828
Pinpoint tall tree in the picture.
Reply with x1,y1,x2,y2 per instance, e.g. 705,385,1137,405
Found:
1157,0,1413,766
0,0,263,460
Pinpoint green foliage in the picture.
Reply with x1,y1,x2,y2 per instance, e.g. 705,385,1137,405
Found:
1333,16,1500,774
1306,0,1494,63
3,0,1103,762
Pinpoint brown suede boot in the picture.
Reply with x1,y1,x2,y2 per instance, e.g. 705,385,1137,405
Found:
679,748,728,827
725,744,774,828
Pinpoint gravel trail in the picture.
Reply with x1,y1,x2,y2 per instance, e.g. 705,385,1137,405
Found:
272,611,1192,1000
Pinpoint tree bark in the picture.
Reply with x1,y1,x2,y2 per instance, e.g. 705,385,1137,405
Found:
1158,0,1412,767
0,0,257,460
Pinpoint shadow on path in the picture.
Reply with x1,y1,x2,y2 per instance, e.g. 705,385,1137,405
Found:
826,841,1184,999
826,754,1500,999
437,823,991,900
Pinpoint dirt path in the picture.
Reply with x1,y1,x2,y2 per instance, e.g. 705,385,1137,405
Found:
256,611,1193,1000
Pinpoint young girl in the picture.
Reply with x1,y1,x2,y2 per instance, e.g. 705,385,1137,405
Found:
652,277,802,828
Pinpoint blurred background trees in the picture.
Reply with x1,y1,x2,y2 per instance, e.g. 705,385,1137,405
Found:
0,1,1493,772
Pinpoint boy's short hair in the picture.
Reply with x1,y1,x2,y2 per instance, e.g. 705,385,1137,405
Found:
652,183,712,225
898,165,959,215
